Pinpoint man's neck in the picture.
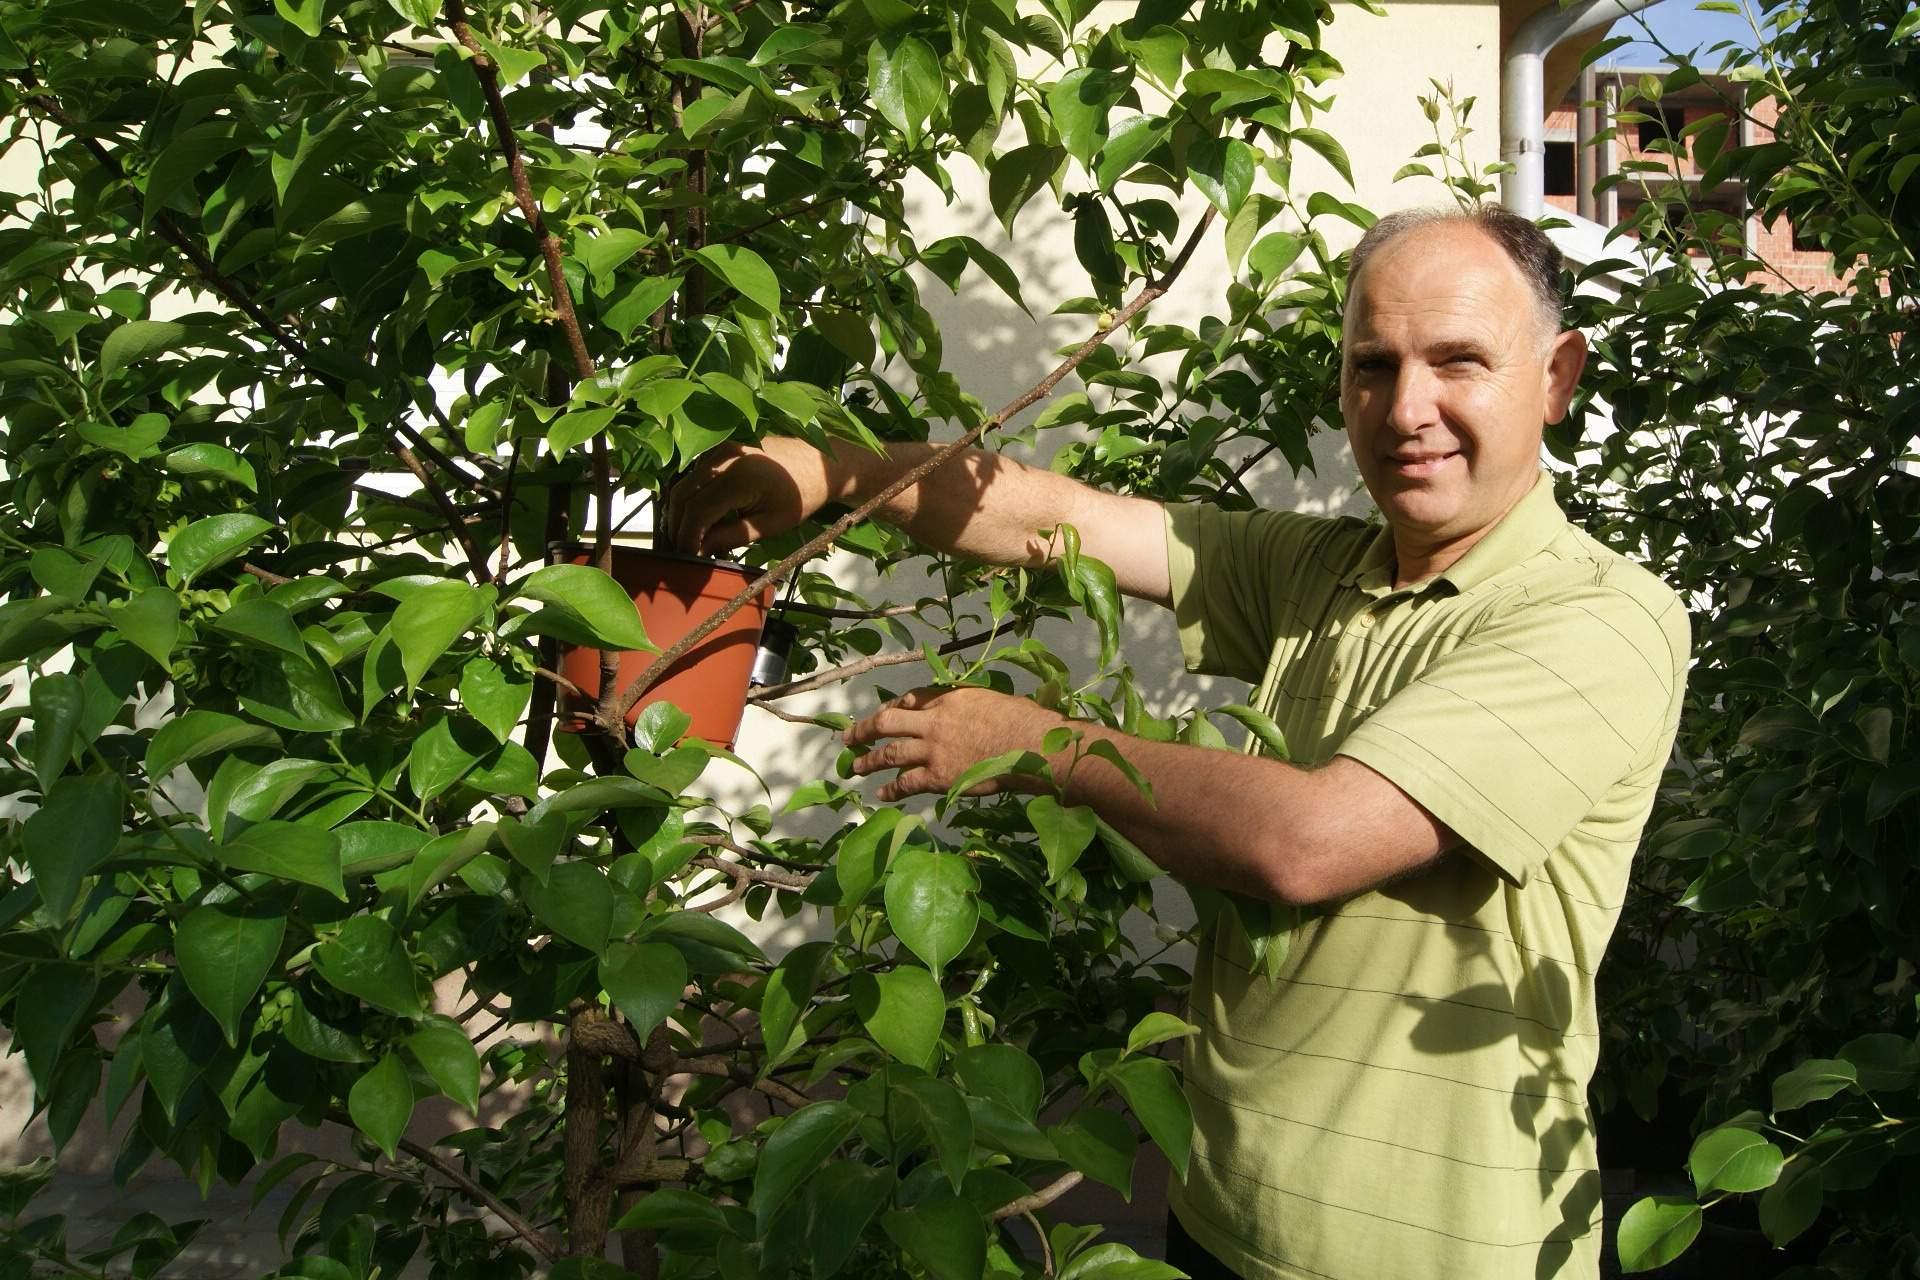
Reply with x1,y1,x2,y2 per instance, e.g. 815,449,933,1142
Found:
1389,475,1539,589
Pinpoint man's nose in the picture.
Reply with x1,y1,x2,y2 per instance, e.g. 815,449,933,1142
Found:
1386,363,1442,434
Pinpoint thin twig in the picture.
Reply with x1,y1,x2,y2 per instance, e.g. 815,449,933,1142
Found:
778,600,923,620
989,1171,1083,1221
690,854,812,893
747,630,992,702
676,1057,813,1109
395,1134,561,1260
684,832,819,875
443,0,595,384
1025,1210,1054,1276
609,208,1218,728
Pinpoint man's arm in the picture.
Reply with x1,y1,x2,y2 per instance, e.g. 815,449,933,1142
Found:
664,438,1172,606
846,686,1457,904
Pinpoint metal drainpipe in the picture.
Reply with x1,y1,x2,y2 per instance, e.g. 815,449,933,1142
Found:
1501,0,1662,218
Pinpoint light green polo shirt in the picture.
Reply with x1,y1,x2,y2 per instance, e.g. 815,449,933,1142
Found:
1162,473,1689,1280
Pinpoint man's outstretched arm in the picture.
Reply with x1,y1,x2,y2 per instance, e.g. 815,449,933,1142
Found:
845,686,1457,905
665,438,1172,606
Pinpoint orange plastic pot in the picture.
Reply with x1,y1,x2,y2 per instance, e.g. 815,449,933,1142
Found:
557,546,772,747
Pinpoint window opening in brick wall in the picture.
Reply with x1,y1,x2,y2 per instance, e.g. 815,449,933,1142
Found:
1637,106,1686,151
1545,141,1577,196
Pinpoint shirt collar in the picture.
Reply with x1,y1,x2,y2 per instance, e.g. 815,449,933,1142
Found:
1340,471,1567,598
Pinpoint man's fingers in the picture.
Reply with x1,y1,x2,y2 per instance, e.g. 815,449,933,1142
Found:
849,738,927,776
875,768,941,803
845,705,924,747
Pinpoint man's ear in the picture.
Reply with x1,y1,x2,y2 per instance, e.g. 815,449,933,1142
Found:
1542,328,1588,425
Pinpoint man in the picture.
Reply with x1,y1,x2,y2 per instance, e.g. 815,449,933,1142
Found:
665,205,1690,1279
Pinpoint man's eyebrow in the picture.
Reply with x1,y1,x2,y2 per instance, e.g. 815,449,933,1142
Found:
1426,337,1494,360
1345,341,1393,362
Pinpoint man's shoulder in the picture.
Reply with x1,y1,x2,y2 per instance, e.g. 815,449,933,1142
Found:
1180,502,1377,573
1501,524,1692,674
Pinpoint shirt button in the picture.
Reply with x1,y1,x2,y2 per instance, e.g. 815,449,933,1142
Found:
1359,612,1376,629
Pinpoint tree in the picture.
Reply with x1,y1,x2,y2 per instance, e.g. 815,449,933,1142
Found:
1561,0,1920,1271
0,1,1364,1275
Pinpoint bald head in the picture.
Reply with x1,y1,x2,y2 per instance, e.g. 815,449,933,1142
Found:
1347,206,1565,350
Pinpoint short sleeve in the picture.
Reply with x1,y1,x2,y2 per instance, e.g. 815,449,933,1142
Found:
1165,502,1347,683
1336,582,1689,885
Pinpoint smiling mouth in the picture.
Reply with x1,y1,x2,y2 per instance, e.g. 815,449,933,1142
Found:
1385,453,1457,476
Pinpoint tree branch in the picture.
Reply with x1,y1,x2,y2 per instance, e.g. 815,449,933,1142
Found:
684,832,819,875
318,1111,561,1261
746,630,992,702
443,0,596,385
607,208,1218,728
989,1171,1083,1222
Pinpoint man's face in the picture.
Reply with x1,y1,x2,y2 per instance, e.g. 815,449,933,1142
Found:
1340,223,1585,562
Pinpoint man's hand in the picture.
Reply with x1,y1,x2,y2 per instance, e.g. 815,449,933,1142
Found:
664,437,836,556
845,686,1062,803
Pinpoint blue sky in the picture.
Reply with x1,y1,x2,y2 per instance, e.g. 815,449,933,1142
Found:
1601,0,1760,68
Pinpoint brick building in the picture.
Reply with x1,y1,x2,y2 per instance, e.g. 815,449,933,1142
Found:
1543,66,1847,293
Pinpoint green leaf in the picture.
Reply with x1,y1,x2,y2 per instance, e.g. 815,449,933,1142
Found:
1772,1058,1857,1112
147,710,281,778
690,245,781,317
806,1161,894,1279
1891,5,1920,38
550,406,617,454
1026,796,1097,884
1049,67,1128,168
851,966,944,1068
604,274,683,338
459,657,532,744
1249,230,1306,283
1097,113,1168,190
880,1187,985,1280
348,1054,413,1160
22,774,122,922
100,320,194,379
314,916,423,1016
526,861,615,954
1617,1195,1702,1273
1047,1107,1136,1196
1071,553,1122,666
754,1100,861,1236
240,649,354,732
222,821,346,899
760,940,831,1067
519,564,654,651
28,673,83,793
955,1043,1045,1120
164,442,257,491
393,582,491,694
407,822,498,906
1689,1126,1784,1196
144,121,251,225
834,808,911,908
882,847,979,978
988,144,1061,237
1187,136,1254,218
895,1075,973,1191
1758,1161,1823,1247
1290,127,1353,187
599,940,687,1039
386,0,439,27
408,716,485,803
1208,703,1290,760
211,598,308,657
1058,1246,1185,1280
110,588,181,668
1103,1057,1192,1179
168,513,272,585
176,902,285,1047
868,35,944,146
499,812,567,883
1125,1011,1199,1057
406,1017,481,1113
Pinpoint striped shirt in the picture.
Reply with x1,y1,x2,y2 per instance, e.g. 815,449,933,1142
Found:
1162,473,1690,1280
